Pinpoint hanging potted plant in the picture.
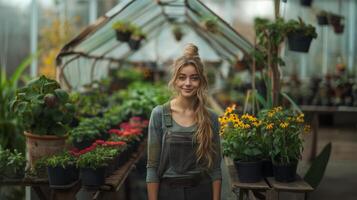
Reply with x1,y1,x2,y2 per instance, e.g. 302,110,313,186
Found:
10,75,75,168
220,104,264,183
77,146,119,187
284,18,317,52
260,107,309,182
112,21,134,42
128,28,146,51
300,0,313,7
201,16,218,33
45,151,79,186
316,11,329,26
172,25,184,41
328,13,345,34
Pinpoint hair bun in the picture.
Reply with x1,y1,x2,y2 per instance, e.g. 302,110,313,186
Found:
183,43,199,58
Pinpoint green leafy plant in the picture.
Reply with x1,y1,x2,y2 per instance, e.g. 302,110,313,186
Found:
45,151,77,168
284,17,317,38
0,148,26,178
0,54,38,151
131,28,146,40
112,21,134,33
77,147,119,170
10,76,75,135
172,25,184,41
259,107,308,165
220,105,263,161
201,16,218,33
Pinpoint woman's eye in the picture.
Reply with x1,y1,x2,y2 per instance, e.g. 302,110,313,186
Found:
191,76,199,81
178,76,186,81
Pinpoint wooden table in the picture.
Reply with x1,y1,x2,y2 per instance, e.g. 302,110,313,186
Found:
300,105,357,161
225,157,314,200
0,139,147,200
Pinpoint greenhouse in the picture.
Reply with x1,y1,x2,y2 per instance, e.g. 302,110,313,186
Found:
1,0,356,200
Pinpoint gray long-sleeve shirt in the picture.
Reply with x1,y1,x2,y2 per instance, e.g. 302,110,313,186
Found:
146,105,222,183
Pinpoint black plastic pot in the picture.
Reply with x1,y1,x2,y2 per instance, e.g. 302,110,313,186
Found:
316,15,329,25
262,160,274,177
300,0,313,6
128,38,142,51
80,167,106,187
115,31,131,42
287,32,313,53
117,149,130,167
47,166,79,186
234,160,263,183
273,162,298,182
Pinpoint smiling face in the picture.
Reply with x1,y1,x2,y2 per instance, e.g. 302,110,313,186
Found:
174,64,200,98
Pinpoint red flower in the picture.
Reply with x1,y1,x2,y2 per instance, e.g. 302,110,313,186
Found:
130,116,142,121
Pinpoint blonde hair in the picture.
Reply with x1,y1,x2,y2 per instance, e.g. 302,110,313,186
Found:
168,43,216,169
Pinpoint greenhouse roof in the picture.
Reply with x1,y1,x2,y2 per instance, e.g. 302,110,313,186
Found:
56,0,253,89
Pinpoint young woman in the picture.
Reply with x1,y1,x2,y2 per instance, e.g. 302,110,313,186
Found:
146,43,222,200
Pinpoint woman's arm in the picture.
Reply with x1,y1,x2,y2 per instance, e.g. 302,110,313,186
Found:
146,106,163,199
212,180,222,200
147,183,160,200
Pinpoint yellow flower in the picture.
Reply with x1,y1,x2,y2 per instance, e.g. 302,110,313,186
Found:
266,123,274,130
304,125,311,133
219,129,224,136
234,124,239,128
253,121,261,127
274,106,283,112
280,122,289,128
268,111,274,117
244,124,251,129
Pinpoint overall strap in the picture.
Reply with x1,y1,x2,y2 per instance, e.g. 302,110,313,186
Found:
162,102,173,128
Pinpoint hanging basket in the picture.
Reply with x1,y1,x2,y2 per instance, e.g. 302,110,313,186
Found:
316,15,329,25
24,132,67,169
287,32,313,52
300,0,313,6
128,38,142,51
115,30,132,42
332,24,344,34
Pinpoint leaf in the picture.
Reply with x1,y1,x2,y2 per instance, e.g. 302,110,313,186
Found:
54,89,69,103
281,92,302,113
9,52,39,88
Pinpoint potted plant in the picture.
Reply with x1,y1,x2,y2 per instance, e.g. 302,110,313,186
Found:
172,25,184,41
128,28,146,51
112,21,134,42
284,18,318,52
77,146,119,187
0,149,26,179
316,11,329,25
10,75,75,168
200,16,218,33
45,151,78,186
328,13,345,34
220,104,264,183
260,107,308,182
70,126,101,150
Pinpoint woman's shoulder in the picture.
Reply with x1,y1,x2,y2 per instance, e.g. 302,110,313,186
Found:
151,104,164,116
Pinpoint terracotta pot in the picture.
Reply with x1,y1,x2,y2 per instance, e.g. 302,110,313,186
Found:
24,132,67,169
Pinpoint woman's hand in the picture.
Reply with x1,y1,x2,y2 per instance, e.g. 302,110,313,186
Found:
212,180,222,200
147,182,160,200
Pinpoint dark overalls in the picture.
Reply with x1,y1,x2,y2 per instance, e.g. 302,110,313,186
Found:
157,103,212,200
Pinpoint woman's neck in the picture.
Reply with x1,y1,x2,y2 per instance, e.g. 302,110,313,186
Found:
173,95,197,112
